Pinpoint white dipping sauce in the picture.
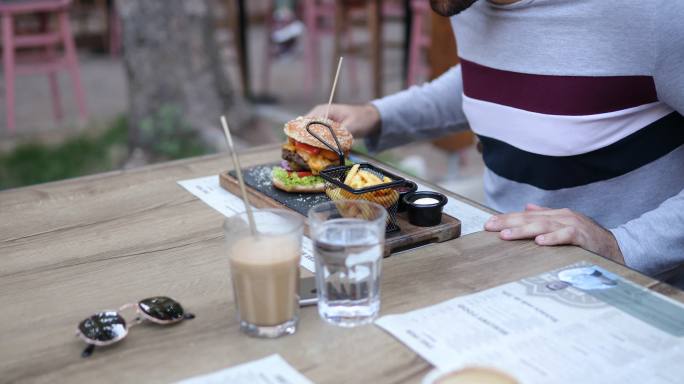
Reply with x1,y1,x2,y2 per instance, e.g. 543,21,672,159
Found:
413,197,439,205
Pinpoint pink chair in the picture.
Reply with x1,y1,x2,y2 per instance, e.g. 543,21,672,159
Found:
107,0,122,56
259,0,275,94
406,0,431,86
301,0,429,94
259,1,428,96
1,0,88,133
302,0,404,96
258,0,339,95
301,0,337,95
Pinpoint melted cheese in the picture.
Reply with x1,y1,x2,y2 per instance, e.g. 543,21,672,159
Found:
307,155,334,175
284,139,337,174
298,150,311,161
282,142,296,152
320,149,339,161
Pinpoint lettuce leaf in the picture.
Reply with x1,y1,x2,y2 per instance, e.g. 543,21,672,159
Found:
272,167,324,187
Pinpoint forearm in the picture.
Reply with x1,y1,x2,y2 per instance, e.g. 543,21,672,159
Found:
366,65,469,152
610,189,684,276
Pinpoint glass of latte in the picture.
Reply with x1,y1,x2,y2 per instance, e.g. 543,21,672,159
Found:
224,209,303,338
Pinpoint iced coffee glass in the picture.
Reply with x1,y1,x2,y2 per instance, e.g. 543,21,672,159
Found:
224,209,303,338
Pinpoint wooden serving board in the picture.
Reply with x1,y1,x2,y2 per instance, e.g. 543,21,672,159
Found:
219,164,461,257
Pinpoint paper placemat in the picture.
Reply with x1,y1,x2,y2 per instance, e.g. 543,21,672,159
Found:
175,354,314,384
178,176,316,272
375,263,684,384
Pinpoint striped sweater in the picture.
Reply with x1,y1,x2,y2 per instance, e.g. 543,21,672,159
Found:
369,0,684,276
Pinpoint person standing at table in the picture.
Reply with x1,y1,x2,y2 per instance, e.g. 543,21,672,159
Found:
308,0,684,278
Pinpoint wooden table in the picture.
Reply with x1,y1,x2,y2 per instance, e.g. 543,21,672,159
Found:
1,145,681,383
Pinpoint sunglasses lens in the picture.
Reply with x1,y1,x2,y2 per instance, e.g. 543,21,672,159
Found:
78,311,127,343
138,297,185,322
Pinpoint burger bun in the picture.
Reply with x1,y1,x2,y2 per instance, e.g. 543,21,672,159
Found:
272,176,326,193
284,116,353,152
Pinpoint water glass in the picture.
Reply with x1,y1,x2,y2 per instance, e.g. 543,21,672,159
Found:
308,200,386,327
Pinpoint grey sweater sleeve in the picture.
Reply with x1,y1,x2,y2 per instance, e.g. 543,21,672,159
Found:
366,65,469,152
610,1,684,276
610,191,684,276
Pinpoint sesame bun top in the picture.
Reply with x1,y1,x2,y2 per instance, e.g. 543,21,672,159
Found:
284,116,353,152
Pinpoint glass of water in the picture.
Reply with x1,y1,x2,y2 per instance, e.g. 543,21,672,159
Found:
308,200,387,327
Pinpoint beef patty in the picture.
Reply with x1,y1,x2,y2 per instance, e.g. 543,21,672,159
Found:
282,148,309,171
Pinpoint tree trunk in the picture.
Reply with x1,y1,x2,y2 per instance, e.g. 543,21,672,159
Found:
117,0,250,159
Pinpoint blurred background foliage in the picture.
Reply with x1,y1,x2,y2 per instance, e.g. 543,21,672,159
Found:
137,105,212,162
0,118,127,189
0,109,212,190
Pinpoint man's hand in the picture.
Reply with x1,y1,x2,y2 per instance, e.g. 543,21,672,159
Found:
485,203,625,264
306,103,381,138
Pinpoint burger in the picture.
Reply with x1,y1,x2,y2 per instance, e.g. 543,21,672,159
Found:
272,116,353,193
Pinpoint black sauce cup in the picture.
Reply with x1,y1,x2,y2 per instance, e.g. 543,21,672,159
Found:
397,181,418,213
403,191,448,227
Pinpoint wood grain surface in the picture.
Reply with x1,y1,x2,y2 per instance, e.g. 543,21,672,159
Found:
0,145,677,384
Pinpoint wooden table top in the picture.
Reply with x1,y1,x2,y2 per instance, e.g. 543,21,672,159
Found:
2,145,682,383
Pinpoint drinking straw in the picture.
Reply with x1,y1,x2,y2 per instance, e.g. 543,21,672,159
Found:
220,115,257,237
324,57,344,120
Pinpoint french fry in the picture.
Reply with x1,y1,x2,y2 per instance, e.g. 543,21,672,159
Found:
333,165,401,213
344,167,392,191
352,206,362,219
358,202,374,219
360,171,382,185
350,177,361,189
344,164,360,185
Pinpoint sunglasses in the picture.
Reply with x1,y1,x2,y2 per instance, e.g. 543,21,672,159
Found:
76,296,194,357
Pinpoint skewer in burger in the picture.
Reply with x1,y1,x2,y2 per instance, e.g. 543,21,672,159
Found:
272,116,353,193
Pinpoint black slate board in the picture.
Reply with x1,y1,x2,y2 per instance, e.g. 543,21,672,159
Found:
229,164,330,216
222,162,462,254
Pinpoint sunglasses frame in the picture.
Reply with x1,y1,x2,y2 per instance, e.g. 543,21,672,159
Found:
76,297,190,353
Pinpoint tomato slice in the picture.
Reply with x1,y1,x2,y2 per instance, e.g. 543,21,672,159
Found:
287,171,313,178
294,140,320,155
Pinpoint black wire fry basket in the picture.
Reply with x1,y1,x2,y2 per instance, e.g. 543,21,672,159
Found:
306,119,408,233
320,164,406,233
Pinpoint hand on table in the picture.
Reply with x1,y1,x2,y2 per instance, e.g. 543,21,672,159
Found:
485,204,625,264
306,103,381,138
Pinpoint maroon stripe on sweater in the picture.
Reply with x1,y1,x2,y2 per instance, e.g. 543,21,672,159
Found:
461,59,658,116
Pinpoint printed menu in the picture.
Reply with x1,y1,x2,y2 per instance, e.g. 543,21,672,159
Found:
176,354,313,384
376,264,684,384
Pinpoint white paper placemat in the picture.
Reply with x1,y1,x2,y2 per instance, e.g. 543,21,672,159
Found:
175,354,314,384
178,176,315,272
376,264,684,384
